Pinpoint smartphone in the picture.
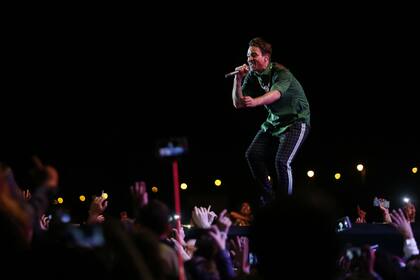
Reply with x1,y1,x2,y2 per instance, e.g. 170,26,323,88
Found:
249,252,258,265
336,216,352,232
373,197,390,208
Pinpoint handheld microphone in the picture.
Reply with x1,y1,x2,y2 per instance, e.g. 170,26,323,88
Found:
224,70,239,78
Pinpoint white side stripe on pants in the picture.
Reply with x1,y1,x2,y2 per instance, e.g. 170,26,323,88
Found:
287,123,307,195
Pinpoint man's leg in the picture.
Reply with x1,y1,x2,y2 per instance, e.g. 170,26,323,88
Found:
275,122,309,196
245,130,276,206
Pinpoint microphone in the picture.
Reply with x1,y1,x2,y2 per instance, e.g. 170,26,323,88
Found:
224,70,239,78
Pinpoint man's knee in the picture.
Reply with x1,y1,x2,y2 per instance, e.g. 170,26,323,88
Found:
245,148,263,162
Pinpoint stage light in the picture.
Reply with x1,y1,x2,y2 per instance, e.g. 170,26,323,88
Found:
151,186,158,193
335,173,341,180
214,179,222,187
57,197,64,204
412,167,418,174
307,170,315,178
357,164,364,172
180,183,188,190
403,197,410,203
101,192,108,199
267,175,271,181
79,195,86,202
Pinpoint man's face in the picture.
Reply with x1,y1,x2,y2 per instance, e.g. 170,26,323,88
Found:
247,46,270,72
240,202,251,215
404,203,416,216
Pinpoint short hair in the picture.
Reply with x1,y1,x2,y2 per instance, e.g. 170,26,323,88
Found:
249,37,272,58
137,200,170,235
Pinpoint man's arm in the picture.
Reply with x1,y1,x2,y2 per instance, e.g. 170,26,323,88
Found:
232,64,249,109
232,76,244,108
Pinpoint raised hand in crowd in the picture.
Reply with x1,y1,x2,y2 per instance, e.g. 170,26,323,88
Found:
390,208,419,259
130,181,148,210
87,196,108,224
192,206,217,229
230,236,250,274
21,189,32,201
172,227,186,247
208,225,228,251
390,208,415,240
39,214,50,231
217,209,232,235
355,205,367,224
378,200,392,224
170,228,191,261
185,239,197,258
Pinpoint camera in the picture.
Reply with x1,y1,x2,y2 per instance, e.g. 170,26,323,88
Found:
156,137,188,158
249,252,258,265
373,197,390,208
336,216,352,232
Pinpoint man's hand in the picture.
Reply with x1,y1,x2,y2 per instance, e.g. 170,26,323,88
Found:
39,214,50,231
130,181,149,209
172,227,186,247
230,236,251,274
192,206,214,229
170,237,191,261
241,96,259,108
390,208,414,239
217,209,232,234
22,189,32,201
379,201,392,223
87,196,108,224
241,91,281,108
355,205,367,224
208,225,228,250
234,64,249,79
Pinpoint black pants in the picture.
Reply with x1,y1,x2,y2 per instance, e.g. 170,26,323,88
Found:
245,122,309,203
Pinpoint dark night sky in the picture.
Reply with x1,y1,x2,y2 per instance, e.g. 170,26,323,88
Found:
2,7,419,220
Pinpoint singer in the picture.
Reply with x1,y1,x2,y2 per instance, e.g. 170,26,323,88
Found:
231,37,310,207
